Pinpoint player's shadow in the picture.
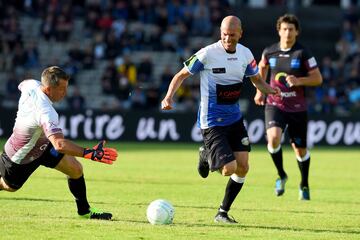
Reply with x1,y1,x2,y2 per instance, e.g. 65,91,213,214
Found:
116,219,360,235
129,202,214,210
0,197,106,204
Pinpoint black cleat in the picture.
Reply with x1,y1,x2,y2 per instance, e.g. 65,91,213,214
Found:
214,211,237,224
79,207,112,220
197,145,209,178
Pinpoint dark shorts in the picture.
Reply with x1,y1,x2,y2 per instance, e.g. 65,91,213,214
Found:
265,105,308,148
201,118,251,171
0,144,64,190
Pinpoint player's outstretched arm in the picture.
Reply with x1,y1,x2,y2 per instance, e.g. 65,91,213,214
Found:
161,67,191,110
48,134,117,164
83,140,117,164
250,74,281,96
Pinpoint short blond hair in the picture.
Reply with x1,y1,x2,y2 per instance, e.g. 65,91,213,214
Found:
41,66,70,87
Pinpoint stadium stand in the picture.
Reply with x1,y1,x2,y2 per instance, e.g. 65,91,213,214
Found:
0,0,359,116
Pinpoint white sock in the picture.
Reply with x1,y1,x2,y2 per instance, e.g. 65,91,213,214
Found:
296,151,310,162
267,144,281,154
230,174,245,184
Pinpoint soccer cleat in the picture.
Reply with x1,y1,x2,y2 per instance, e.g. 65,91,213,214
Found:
214,212,238,224
197,145,210,178
299,187,310,200
275,176,288,196
79,207,113,220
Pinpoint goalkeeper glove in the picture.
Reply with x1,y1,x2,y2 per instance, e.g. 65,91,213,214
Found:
83,140,118,164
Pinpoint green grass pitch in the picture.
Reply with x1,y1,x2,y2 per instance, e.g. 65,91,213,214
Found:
0,140,359,240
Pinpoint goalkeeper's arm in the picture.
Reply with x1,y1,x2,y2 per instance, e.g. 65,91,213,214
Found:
48,133,117,164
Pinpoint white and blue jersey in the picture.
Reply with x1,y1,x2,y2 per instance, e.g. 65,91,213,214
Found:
184,40,259,129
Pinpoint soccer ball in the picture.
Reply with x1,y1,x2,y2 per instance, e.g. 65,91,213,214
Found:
146,199,175,225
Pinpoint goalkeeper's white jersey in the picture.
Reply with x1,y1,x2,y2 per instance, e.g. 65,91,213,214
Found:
184,40,259,129
4,80,63,164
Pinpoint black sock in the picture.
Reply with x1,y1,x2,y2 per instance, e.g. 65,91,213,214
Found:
220,177,244,212
269,148,287,179
68,175,91,215
297,157,310,188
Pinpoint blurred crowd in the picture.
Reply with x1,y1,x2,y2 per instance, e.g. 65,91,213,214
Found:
308,2,360,115
0,0,359,116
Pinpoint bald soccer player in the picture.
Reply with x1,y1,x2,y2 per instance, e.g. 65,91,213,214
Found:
161,16,281,223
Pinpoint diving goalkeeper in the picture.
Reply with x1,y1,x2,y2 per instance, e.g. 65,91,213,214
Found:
0,66,118,220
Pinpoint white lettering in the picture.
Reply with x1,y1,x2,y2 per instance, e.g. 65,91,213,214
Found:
106,116,124,140
137,118,157,140
307,120,326,147
158,119,180,140
326,121,344,145
344,122,360,145
95,115,110,138
281,91,297,97
84,110,94,139
247,119,264,143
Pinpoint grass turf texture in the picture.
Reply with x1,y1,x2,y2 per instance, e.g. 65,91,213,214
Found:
0,140,359,240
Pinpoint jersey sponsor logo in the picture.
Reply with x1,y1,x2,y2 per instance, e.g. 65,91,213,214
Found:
212,68,226,74
279,54,290,57
268,120,276,126
275,72,290,88
216,82,242,105
49,121,58,128
40,143,48,150
280,91,297,97
227,57,238,61
291,59,300,68
308,57,317,68
269,58,277,68
241,137,250,146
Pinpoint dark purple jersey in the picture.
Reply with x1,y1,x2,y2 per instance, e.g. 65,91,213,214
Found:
261,42,318,112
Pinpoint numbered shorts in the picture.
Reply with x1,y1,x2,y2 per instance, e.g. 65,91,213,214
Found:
201,118,251,171
0,144,64,190
265,105,308,148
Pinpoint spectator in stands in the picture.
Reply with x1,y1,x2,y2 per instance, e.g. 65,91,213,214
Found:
40,14,56,41
146,86,160,109
93,33,106,59
2,9,23,50
55,14,73,42
101,60,119,95
12,43,27,73
68,43,85,65
24,41,40,69
5,72,20,102
82,45,95,69
116,75,132,110
0,40,13,71
67,86,86,110
117,54,137,86
130,85,146,109
192,0,212,36
137,55,153,84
